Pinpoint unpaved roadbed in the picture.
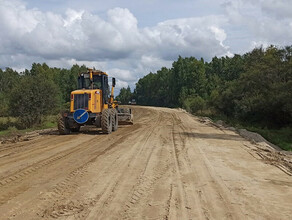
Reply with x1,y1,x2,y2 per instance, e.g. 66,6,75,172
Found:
0,106,291,219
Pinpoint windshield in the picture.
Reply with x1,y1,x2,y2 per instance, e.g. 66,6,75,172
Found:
83,78,91,89
78,74,103,89
93,75,102,89
78,74,91,89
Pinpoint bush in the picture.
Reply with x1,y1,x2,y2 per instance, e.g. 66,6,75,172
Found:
0,117,19,131
9,75,60,128
183,96,206,114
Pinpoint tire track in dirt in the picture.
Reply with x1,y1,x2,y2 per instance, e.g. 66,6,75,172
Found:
58,110,168,220
175,112,246,219
121,151,170,219
177,111,277,219
0,106,292,220
169,113,200,220
0,137,94,187
0,137,101,207
0,135,71,155
38,110,161,219
85,111,165,219
0,122,144,219
40,144,120,218
0,137,84,174
0,125,143,216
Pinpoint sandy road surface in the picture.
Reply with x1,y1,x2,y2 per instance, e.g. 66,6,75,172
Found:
0,106,291,220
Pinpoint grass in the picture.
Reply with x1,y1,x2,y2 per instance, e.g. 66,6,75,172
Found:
0,115,57,138
0,129,16,136
245,127,292,151
197,110,292,151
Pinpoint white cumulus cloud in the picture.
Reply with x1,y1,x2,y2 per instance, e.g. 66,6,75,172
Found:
0,0,232,90
222,0,292,51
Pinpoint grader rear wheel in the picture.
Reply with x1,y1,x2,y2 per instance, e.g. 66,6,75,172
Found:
58,114,70,135
101,109,113,134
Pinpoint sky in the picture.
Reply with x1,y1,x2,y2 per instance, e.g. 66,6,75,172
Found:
0,0,291,91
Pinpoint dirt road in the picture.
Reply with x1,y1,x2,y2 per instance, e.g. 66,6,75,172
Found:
0,106,291,219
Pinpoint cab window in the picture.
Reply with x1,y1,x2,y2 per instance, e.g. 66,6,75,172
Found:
93,75,102,89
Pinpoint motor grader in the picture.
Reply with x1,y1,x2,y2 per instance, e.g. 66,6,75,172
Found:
58,68,133,135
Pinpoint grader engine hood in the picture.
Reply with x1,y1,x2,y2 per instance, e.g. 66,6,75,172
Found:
70,90,102,113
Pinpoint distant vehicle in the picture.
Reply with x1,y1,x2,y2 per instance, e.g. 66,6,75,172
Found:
131,99,136,105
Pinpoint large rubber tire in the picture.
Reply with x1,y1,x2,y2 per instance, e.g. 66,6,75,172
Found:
58,114,70,135
101,109,112,134
111,108,118,131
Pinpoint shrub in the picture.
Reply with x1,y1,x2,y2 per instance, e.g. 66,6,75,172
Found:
183,96,206,114
9,75,60,128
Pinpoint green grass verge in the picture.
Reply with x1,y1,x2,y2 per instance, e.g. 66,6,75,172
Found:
245,127,292,151
0,115,57,138
197,111,292,151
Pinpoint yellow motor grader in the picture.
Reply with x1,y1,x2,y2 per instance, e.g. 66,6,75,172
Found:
58,68,133,134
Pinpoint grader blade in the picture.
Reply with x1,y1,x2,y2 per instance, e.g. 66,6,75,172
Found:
118,108,133,125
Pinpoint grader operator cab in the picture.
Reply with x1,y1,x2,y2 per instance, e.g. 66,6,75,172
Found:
58,68,133,135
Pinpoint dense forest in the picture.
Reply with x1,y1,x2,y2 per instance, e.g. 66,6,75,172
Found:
118,46,292,130
0,63,87,129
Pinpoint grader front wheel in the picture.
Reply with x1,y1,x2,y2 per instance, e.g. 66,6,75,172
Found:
101,109,113,134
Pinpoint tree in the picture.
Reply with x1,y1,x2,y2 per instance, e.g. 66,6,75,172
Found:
9,75,60,128
116,86,132,104
0,68,19,116
183,96,205,114
225,46,292,127
169,56,207,107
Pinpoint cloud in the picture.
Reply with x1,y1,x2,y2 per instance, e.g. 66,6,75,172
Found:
1,0,291,96
115,79,129,92
261,0,292,19
0,3,141,61
0,0,229,61
0,0,233,92
222,0,292,50
64,8,84,27
107,68,137,81
142,16,229,60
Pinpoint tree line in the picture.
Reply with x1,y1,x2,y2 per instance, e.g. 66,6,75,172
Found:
1,45,291,130
0,63,87,128
118,46,292,128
